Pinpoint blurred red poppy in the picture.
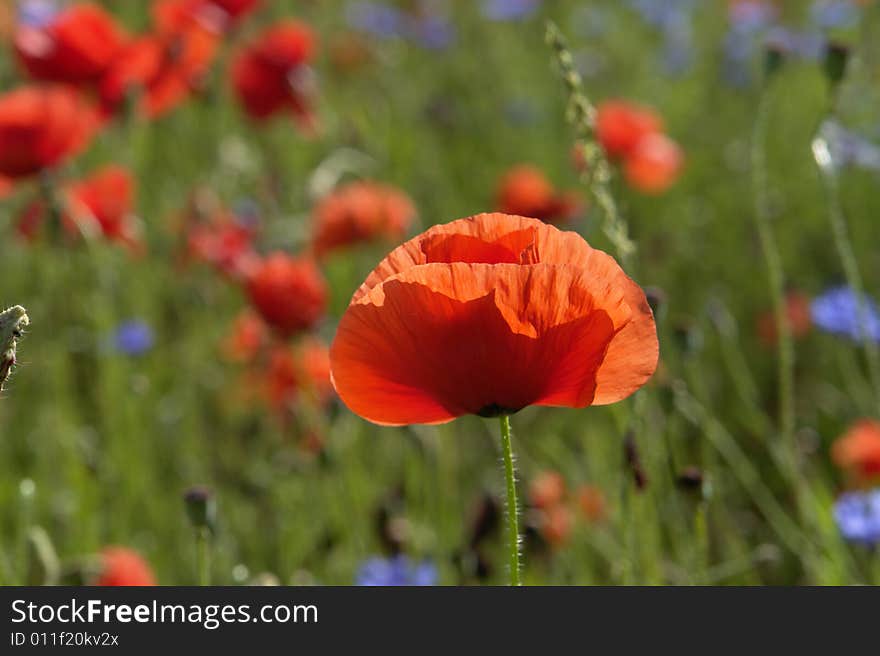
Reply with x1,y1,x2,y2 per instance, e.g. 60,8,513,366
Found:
313,181,416,257
231,21,317,131
16,165,140,251
100,4,220,118
540,505,573,548
596,100,663,161
495,164,579,225
223,310,269,363
96,547,156,586
210,0,260,22
67,166,142,250
14,3,126,85
330,213,659,426
187,211,258,279
756,290,812,347
832,419,880,484
624,133,683,194
246,253,328,338
576,484,607,522
260,338,333,410
0,85,97,179
529,471,566,509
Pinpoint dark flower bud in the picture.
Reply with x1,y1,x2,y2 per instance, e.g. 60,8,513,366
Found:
676,466,704,492
823,42,850,87
763,43,786,79
624,431,648,492
644,286,667,321
184,486,216,533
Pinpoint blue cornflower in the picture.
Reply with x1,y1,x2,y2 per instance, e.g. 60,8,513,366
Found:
18,0,58,27
346,2,402,39
405,14,455,50
481,0,541,22
834,489,880,546
765,27,825,61
811,287,880,343
811,0,860,30
815,120,880,172
112,321,154,356
355,555,437,586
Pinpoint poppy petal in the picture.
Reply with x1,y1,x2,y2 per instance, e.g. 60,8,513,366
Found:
331,261,646,425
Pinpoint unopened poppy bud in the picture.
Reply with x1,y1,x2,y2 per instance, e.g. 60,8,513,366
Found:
672,319,703,357
763,43,785,79
676,466,704,492
644,286,667,321
823,42,850,88
184,486,216,532
624,431,648,491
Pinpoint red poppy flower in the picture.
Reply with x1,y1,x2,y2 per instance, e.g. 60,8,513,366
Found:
246,253,328,338
528,471,566,509
223,310,269,363
0,85,97,179
595,100,663,161
330,213,659,426
756,290,812,347
832,419,880,484
540,505,573,548
313,181,416,257
231,21,317,131
67,166,140,248
15,166,140,251
298,337,333,403
14,3,126,85
96,547,156,586
495,165,579,225
576,484,607,522
100,6,219,119
623,133,683,194
260,338,333,409
187,211,257,279
210,0,260,22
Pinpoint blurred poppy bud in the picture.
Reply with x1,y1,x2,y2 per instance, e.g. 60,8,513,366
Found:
676,466,704,492
644,286,667,321
624,431,647,491
823,42,850,88
763,43,785,79
184,486,217,532
672,319,703,357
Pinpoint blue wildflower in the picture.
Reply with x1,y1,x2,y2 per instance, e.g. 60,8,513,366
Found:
112,321,154,357
811,287,880,343
810,0,859,30
356,555,437,586
834,489,880,546
18,0,58,27
405,14,455,50
346,2,402,39
815,120,880,172
481,0,541,22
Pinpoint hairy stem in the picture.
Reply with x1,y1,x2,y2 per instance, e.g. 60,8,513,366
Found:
499,415,521,586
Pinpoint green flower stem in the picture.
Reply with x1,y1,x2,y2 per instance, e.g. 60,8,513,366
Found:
195,527,211,586
751,89,798,484
815,162,880,412
498,414,521,586
545,21,635,270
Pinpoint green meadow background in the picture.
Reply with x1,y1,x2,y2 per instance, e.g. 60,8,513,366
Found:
1,0,879,585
